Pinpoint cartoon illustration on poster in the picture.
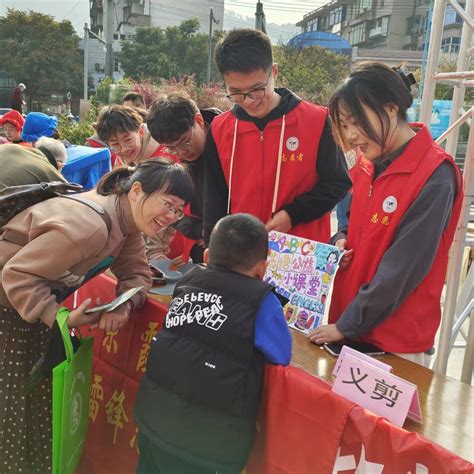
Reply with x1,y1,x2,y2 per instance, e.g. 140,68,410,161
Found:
265,231,342,334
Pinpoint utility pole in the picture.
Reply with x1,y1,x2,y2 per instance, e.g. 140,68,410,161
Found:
105,0,115,79
206,8,220,85
255,1,267,33
84,23,89,100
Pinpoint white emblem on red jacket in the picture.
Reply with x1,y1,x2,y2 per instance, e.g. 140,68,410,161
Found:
382,196,398,213
286,136,299,151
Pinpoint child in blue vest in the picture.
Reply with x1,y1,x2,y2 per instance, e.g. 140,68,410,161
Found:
134,213,292,474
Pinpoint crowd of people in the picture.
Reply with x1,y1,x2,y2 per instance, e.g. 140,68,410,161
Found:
0,27,462,474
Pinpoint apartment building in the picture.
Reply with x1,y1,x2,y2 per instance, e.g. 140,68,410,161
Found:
297,0,464,54
84,0,224,87
90,0,224,38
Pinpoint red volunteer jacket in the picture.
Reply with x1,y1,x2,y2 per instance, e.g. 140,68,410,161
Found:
212,101,330,242
329,124,463,353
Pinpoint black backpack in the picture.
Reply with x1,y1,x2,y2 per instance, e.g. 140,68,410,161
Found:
0,181,111,232
0,181,84,227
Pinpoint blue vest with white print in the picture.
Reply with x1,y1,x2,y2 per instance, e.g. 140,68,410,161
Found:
134,264,272,472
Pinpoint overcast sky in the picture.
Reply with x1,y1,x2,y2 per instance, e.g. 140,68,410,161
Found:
0,0,325,34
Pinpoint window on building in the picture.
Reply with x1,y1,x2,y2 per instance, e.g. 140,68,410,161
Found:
114,57,120,72
356,0,373,15
349,22,367,44
379,0,385,7
369,16,388,37
407,15,421,35
328,6,344,27
441,36,461,53
346,4,353,21
0,78,15,88
444,4,464,25
307,18,318,31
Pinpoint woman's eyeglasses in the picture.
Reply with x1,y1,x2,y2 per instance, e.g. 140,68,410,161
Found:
159,198,185,220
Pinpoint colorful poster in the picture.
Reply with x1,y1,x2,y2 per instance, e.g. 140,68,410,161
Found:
264,231,342,334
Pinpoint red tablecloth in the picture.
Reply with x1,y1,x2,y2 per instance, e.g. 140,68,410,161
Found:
70,275,473,474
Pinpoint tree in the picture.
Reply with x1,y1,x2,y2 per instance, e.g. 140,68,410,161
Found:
0,9,83,109
274,45,350,105
118,19,223,83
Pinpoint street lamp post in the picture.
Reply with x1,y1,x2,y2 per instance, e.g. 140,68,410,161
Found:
84,23,89,100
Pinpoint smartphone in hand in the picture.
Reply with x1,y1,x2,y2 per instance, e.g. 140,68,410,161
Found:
84,286,143,314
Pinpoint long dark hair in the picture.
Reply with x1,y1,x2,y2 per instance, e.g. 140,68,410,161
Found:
329,62,413,153
96,157,193,203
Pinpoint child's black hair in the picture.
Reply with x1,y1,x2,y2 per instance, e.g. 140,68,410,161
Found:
209,213,268,273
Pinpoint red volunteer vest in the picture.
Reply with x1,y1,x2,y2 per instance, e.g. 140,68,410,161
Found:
329,124,463,353
212,101,330,242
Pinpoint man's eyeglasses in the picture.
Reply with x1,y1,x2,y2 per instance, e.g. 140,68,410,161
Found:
108,137,137,153
159,198,185,220
164,128,194,156
226,69,273,103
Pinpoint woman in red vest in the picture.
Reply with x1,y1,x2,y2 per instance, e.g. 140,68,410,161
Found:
309,63,463,366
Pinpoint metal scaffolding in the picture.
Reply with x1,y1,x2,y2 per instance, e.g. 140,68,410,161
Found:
420,0,474,383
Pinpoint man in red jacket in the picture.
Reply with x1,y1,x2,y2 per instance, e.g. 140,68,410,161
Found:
203,29,351,244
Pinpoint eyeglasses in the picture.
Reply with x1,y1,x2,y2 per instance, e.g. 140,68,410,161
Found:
159,198,185,220
164,128,194,156
108,136,137,153
226,69,273,103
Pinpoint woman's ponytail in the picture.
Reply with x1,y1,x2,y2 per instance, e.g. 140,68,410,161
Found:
96,166,135,195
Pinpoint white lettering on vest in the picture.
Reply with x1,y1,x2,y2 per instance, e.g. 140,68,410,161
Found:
165,292,227,331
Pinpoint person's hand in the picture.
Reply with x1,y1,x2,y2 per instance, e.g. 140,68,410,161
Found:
265,210,292,233
308,324,344,345
91,301,133,332
67,298,101,329
335,239,354,270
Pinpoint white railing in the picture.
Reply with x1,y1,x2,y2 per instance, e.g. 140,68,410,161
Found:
420,0,474,383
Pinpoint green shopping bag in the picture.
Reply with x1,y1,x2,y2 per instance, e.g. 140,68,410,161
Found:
52,307,94,474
